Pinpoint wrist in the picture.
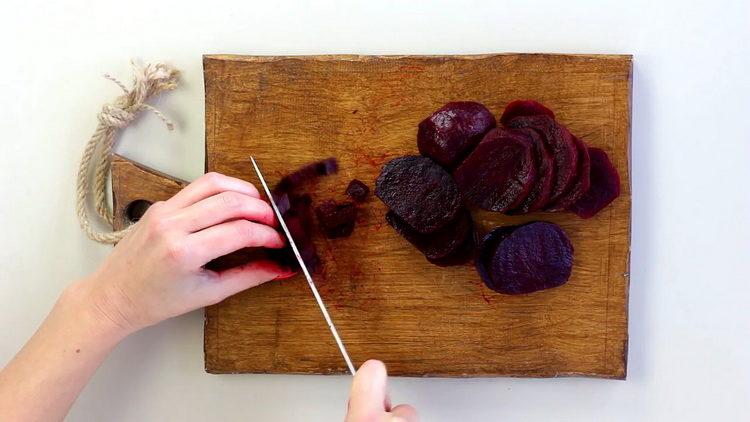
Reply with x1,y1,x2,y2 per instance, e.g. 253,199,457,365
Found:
59,278,135,344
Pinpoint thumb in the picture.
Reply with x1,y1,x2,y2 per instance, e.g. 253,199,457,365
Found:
347,360,389,420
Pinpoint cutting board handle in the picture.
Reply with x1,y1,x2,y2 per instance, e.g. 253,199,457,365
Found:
111,154,189,232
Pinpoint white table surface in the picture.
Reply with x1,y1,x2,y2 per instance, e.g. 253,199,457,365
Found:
1,0,748,420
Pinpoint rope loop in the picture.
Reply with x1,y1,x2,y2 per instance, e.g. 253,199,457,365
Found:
76,61,180,244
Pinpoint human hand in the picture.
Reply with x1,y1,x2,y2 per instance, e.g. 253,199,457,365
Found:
346,360,418,422
76,172,291,336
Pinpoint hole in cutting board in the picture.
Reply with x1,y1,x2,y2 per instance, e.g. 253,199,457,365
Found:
125,200,152,223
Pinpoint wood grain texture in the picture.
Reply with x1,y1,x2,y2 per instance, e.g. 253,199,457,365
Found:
111,155,188,231
198,54,632,378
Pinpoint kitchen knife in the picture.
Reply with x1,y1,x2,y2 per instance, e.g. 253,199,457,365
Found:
250,157,356,375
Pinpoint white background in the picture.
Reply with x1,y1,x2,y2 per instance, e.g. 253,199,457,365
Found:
1,0,749,420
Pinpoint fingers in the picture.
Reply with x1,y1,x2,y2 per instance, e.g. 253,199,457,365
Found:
186,219,286,265
167,172,260,209
390,404,418,422
347,360,389,420
172,191,276,233
207,259,290,301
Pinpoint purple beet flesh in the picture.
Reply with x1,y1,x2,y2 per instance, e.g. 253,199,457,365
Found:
480,222,573,295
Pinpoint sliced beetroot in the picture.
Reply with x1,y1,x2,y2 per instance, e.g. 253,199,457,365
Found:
477,222,573,295
274,157,339,193
345,179,370,202
385,209,473,262
475,225,522,285
452,128,537,212
278,194,319,271
499,100,556,126
507,128,555,214
483,222,573,295
545,129,591,212
507,115,577,206
569,147,621,219
417,101,496,169
315,199,357,239
375,155,461,233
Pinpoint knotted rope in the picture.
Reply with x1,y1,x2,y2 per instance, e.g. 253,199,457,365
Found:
76,61,180,244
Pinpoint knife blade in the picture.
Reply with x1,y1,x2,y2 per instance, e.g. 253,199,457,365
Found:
250,157,356,375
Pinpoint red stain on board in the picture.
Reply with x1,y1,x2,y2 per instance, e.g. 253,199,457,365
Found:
480,289,493,305
353,153,390,168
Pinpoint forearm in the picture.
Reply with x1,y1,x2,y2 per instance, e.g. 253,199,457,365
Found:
0,279,129,421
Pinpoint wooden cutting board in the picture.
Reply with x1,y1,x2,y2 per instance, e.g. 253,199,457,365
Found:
113,53,632,378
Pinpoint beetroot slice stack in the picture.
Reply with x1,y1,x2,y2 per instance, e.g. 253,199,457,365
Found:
376,155,473,267
506,114,578,206
506,127,555,214
477,222,573,295
373,99,623,292
386,209,474,266
545,129,591,212
570,147,621,219
499,99,555,126
375,155,461,233
453,128,537,212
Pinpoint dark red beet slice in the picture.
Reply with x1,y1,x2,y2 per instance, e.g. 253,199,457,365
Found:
569,147,621,219
427,233,474,267
452,128,537,212
385,209,473,262
345,179,370,202
507,115,577,206
315,199,357,239
506,128,555,214
417,101,496,169
545,129,591,212
499,100,555,126
274,157,339,193
484,222,573,295
375,155,461,233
